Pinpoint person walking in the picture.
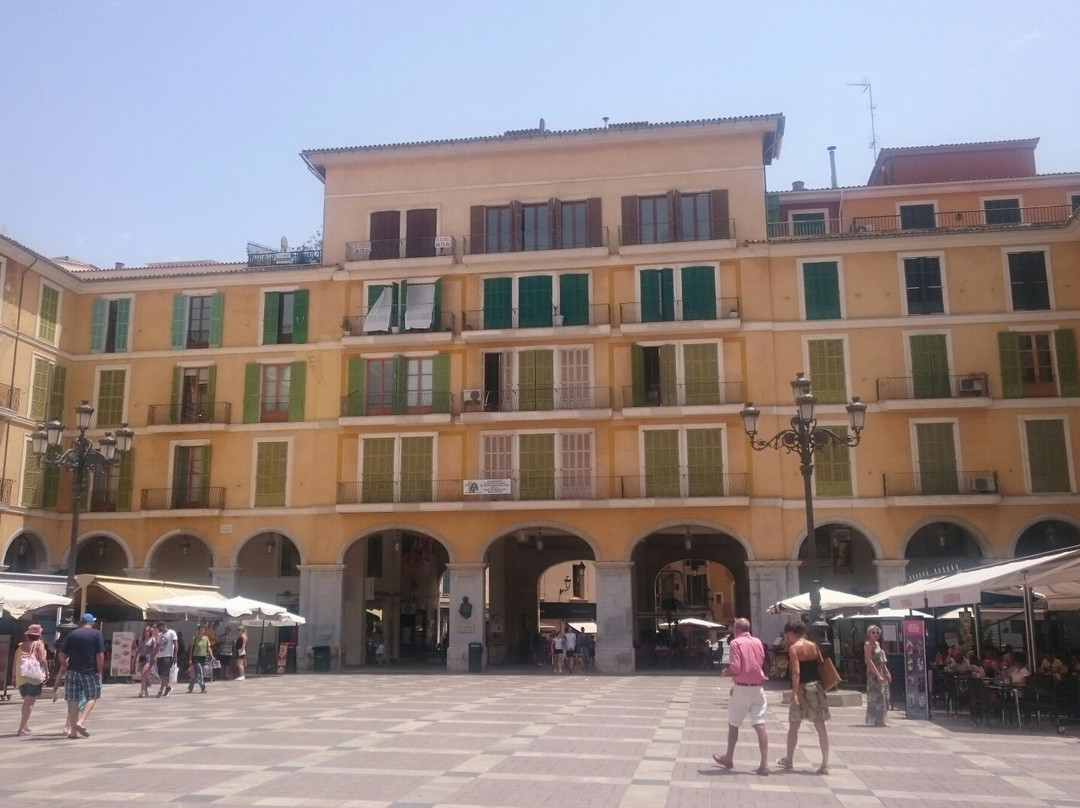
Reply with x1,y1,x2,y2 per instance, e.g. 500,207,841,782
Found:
14,623,49,736
776,620,830,774
864,625,891,727
552,629,566,673
187,624,216,693
563,623,578,673
711,617,770,776
233,626,248,680
137,624,158,697
154,620,178,697
52,613,105,739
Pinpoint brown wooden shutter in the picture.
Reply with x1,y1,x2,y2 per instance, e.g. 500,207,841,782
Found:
370,210,401,259
709,189,730,239
548,198,560,249
510,201,523,251
470,205,486,254
667,190,681,242
585,197,602,247
621,196,640,245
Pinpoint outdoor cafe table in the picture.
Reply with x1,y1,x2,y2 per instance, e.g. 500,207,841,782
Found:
985,679,1026,726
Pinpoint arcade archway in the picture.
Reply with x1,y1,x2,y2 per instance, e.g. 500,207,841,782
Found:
797,522,879,596
904,520,986,578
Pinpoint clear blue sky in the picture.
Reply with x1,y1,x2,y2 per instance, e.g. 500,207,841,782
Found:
2,1,1076,268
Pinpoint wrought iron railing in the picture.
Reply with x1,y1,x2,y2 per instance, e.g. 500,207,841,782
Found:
464,227,607,255
618,221,735,246
877,374,990,401
621,381,744,408
341,309,455,336
140,487,226,510
147,402,232,426
767,219,845,238
340,391,453,417
345,237,455,261
617,472,748,499
883,470,998,497
185,329,211,349
247,248,322,267
259,401,290,423
0,382,22,411
461,302,610,331
459,386,611,413
619,297,740,324
0,478,12,505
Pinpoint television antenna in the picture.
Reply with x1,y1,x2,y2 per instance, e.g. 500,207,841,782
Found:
846,78,879,159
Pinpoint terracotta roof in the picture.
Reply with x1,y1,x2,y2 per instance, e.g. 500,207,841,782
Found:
874,138,1040,156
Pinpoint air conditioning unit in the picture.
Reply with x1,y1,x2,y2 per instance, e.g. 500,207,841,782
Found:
958,375,985,394
970,475,997,494
463,389,484,405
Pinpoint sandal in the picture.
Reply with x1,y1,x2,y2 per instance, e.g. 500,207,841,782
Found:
776,757,793,770
711,754,733,770
817,765,830,775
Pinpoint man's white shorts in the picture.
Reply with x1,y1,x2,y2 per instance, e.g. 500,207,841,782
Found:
727,683,767,726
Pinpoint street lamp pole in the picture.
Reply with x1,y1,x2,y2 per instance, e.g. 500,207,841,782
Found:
740,373,866,640
32,401,134,634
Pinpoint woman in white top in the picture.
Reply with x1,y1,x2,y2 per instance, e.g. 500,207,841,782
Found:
552,631,566,673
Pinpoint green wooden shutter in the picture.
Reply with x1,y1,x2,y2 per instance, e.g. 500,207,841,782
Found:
170,367,182,415
518,275,553,327
171,295,188,350
680,266,717,320
808,339,847,403
659,344,677,406
117,449,134,511
48,365,66,421
30,359,51,422
432,278,443,331
362,438,395,503
288,361,306,422
172,445,187,494
915,422,959,494
803,261,841,320
42,462,60,509
559,274,589,326
90,299,107,353
263,292,281,345
640,268,675,322
519,433,555,500
631,344,645,406
22,449,42,507
243,363,261,423
346,356,365,416
432,354,450,414
910,334,951,398
644,430,680,497
255,442,288,507
208,292,224,348
396,280,408,331
399,436,434,502
682,343,720,405
206,365,217,409
292,289,309,344
114,298,131,353
389,354,404,414
1054,329,1079,397
519,350,554,410
203,444,213,505
1026,420,1071,493
686,427,724,496
815,426,852,496
998,331,1022,399
483,277,512,329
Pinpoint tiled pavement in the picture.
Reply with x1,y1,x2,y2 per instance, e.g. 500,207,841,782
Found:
2,672,1079,808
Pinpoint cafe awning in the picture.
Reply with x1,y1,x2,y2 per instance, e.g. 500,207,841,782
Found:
75,574,222,617
0,580,72,619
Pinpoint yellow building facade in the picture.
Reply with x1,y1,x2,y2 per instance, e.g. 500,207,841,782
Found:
1,118,1078,672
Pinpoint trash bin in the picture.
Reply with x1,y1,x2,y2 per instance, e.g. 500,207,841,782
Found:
468,642,483,673
257,643,276,674
285,645,297,674
312,645,331,672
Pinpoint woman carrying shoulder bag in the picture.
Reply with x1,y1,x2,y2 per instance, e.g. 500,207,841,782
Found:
14,623,49,736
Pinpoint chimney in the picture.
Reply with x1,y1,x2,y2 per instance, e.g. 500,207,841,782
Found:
792,181,806,191
828,146,838,189
114,262,125,271
539,118,546,132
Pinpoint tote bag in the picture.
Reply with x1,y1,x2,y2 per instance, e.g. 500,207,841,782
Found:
19,652,46,685
818,655,842,692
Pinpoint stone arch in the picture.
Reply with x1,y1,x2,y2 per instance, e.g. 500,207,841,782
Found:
2,528,49,570
625,518,754,563
790,517,884,561
480,520,600,563
146,529,217,569
336,523,455,566
232,527,307,567
1011,515,1080,557
900,516,993,560
73,531,134,575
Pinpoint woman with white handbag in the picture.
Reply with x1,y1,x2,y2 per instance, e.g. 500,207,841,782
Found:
13,623,49,736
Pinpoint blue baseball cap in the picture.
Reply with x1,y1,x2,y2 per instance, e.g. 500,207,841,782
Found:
80,613,95,624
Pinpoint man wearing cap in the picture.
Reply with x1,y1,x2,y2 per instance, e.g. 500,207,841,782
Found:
712,617,770,776
53,613,105,739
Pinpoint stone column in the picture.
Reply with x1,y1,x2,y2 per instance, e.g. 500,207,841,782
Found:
748,560,801,642
873,559,909,594
446,562,486,673
297,564,345,671
594,561,635,674
208,566,239,596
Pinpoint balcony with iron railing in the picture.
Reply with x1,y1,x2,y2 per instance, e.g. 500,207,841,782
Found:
247,248,322,267
340,390,453,418
259,400,291,423
0,382,22,412
621,381,744,408
460,386,611,413
462,303,611,332
0,478,12,505
619,297,740,325
767,204,1076,241
877,374,990,402
147,402,232,426
341,308,455,337
464,227,608,256
185,329,211,349
883,470,999,497
618,221,735,246
616,472,748,499
140,487,226,510
346,236,455,261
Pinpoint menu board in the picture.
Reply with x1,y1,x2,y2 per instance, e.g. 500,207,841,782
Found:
110,631,135,678
903,618,929,720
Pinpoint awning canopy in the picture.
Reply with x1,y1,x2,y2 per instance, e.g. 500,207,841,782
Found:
0,581,72,619
76,574,222,617
769,587,869,614
832,607,932,620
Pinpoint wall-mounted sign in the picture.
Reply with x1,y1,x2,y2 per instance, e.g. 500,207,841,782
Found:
346,241,372,260
434,236,453,250
463,479,512,496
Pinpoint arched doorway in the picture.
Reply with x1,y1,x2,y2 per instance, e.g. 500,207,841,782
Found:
75,535,128,577
149,533,213,584
237,531,303,610
1015,519,1080,557
797,523,878,596
3,532,44,573
904,521,985,578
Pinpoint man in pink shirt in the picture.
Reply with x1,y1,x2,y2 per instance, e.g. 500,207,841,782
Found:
712,617,769,776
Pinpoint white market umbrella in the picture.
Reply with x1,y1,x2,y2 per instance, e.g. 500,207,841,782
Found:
147,592,231,618
831,606,932,620
659,617,726,629
220,596,290,620
769,587,869,614
0,581,72,619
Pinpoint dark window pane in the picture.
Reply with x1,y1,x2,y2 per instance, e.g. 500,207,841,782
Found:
792,212,826,235
900,204,936,229
985,198,1021,225
486,207,511,253
679,193,710,241
561,202,587,248
904,257,944,315
521,204,550,251
1009,251,1050,310
640,197,669,244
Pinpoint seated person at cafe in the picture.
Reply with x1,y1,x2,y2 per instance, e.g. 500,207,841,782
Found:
931,644,950,670
966,651,985,678
945,646,971,674
998,651,1015,679
1038,650,1068,680
981,649,1001,677
1007,652,1031,685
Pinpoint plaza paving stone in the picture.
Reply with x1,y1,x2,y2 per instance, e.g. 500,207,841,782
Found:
2,672,1078,808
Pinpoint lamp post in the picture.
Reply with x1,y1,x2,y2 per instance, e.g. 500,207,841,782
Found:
32,401,134,635
740,373,866,640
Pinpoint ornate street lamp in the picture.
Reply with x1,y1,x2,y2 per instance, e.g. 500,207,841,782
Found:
32,401,134,635
740,373,866,639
